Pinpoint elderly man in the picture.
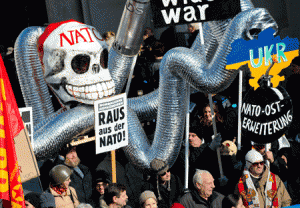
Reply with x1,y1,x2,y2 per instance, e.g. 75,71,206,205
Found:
180,169,224,207
235,149,291,207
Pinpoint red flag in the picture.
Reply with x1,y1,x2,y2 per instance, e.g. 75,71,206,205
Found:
0,55,25,208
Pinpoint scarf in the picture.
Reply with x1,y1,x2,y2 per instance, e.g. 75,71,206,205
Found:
238,169,278,208
51,183,68,196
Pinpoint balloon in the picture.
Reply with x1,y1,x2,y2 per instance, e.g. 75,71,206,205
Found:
241,76,293,144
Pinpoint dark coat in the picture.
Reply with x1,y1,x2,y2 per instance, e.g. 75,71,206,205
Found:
68,163,93,204
179,189,224,208
141,173,183,208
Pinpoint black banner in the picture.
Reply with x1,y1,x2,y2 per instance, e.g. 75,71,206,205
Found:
151,0,241,28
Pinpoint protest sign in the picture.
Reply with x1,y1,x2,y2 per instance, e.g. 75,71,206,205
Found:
94,93,128,154
19,107,33,147
14,123,40,183
150,0,240,28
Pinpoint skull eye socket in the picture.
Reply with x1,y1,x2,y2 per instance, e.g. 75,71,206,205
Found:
71,54,90,74
100,49,108,69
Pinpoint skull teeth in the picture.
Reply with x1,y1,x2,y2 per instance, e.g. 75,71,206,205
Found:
65,80,115,101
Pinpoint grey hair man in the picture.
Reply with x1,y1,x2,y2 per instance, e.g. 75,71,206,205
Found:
180,169,224,208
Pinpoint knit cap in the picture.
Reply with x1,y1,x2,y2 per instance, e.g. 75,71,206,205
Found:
150,158,171,200
150,158,169,175
139,190,157,205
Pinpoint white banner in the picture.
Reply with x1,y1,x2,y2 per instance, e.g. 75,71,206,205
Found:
19,107,34,147
94,93,128,154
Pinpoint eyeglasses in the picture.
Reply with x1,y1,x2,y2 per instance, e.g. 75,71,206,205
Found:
252,161,265,167
159,170,170,177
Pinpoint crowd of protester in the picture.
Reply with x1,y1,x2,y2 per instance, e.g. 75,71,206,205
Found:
3,25,300,208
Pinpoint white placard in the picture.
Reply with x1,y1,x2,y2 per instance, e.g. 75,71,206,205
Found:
94,93,128,154
19,107,34,147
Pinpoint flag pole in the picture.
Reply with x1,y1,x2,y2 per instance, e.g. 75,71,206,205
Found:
208,94,224,178
237,70,243,150
184,86,190,190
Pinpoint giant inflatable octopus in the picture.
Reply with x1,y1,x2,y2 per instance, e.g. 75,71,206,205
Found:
14,0,277,170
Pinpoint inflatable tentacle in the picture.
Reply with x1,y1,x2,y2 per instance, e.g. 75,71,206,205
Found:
108,48,138,94
181,8,277,94
124,54,189,169
33,105,94,159
14,27,54,126
127,89,159,122
240,0,255,11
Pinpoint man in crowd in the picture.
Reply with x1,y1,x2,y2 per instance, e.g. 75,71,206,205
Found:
235,149,291,207
142,158,183,208
92,169,111,208
252,137,290,183
172,127,206,183
179,169,224,207
104,183,129,208
59,144,93,204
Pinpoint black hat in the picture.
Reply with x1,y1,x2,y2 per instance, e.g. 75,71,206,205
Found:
25,192,42,208
94,169,111,184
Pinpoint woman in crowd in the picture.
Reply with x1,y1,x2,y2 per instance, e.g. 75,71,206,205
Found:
139,190,158,208
191,102,227,144
46,164,80,208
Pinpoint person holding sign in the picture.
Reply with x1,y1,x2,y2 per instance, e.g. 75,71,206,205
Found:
190,102,229,145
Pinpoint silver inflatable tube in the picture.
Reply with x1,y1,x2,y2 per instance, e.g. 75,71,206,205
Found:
128,89,159,121
14,27,54,126
240,0,255,11
124,67,189,169
34,105,94,160
108,48,138,94
190,8,276,94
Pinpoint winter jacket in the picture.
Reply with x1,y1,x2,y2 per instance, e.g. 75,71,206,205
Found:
235,166,291,207
179,189,224,208
141,173,183,208
48,186,80,208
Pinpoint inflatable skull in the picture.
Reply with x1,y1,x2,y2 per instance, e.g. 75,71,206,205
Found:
38,20,115,105
220,140,237,156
